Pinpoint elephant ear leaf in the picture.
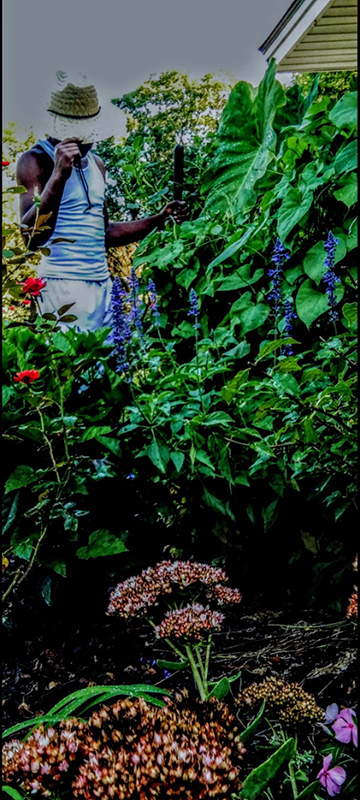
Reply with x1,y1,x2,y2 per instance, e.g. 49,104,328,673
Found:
202,59,286,216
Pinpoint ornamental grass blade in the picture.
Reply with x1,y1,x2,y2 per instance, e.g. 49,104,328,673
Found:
2,787,27,799
202,59,286,216
2,685,170,741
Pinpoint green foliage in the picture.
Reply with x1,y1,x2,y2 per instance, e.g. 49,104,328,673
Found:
2,65,358,613
96,70,234,219
235,738,296,799
294,71,357,104
2,684,169,741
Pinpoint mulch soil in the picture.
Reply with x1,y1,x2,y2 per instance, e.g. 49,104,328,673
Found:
2,596,357,732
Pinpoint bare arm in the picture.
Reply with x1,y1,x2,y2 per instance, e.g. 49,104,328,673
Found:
16,138,83,250
104,202,187,249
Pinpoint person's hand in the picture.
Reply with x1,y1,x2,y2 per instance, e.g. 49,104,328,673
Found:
160,200,187,225
53,138,82,180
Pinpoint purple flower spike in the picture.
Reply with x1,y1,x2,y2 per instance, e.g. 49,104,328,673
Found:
317,753,347,797
269,238,289,319
332,708,358,747
323,231,341,322
147,278,160,324
188,288,200,329
282,298,297,355
129,266,143,337
111,276,131,375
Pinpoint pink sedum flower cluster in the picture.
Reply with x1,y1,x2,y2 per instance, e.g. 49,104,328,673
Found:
107,560,234,620
155,603,225,641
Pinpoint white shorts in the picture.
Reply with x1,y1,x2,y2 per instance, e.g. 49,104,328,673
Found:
37,276,114,335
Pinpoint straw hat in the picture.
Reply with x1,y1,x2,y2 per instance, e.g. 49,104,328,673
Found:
40,71,127,143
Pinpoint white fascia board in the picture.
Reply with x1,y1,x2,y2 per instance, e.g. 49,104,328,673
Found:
267,0,332,64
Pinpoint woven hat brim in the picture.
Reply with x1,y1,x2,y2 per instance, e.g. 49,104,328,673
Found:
36,100,127,143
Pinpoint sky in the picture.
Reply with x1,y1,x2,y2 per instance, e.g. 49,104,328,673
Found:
3,0,293,136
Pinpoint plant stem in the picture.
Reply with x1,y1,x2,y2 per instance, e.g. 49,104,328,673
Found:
204,634,212,682
184,643,207,701
147,618,187,661
288,760,298,799
194,643,207,691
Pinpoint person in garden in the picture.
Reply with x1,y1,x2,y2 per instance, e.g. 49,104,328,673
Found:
16,72,187,332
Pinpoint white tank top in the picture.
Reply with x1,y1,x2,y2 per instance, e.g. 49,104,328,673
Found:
35,139,110,281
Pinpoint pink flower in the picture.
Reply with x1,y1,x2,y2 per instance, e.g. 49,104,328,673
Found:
332,708,358,747
317,753,346,796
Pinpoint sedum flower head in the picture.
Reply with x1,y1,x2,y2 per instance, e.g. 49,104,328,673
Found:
154,603,225,641
3,696,245,799
106,560,230,620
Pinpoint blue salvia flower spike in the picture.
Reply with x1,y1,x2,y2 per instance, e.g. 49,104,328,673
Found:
282,299,297,355
129,266,143,337
111,276,130,375
188,288,200,329
323,231,340,322
147,279,160,325
269,238,289,319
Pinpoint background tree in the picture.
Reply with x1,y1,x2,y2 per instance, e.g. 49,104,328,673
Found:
293,70,357,102
96,70,236,220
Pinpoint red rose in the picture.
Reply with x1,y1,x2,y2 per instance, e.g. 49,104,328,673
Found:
21,277,47,296
13,370,40,385
22,299,31,306
2,160,11,167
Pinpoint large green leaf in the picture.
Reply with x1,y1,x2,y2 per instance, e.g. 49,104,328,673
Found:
296,279,344,328
303,236,346,286
334,140,357,175
238,738,295,799
5,465,38,494
334,173,357,208
277,188,313,242
329,91,357,130
203,59,286,215
76,530,128,559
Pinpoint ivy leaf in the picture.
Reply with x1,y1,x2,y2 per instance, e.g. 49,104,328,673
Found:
5,465,38,493
76,530,128,559
342,302,357,331
333,173,357,208
277,188,313,242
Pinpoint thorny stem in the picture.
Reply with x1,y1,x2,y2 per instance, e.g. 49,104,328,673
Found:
2,526,48,603
37,406,61,483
